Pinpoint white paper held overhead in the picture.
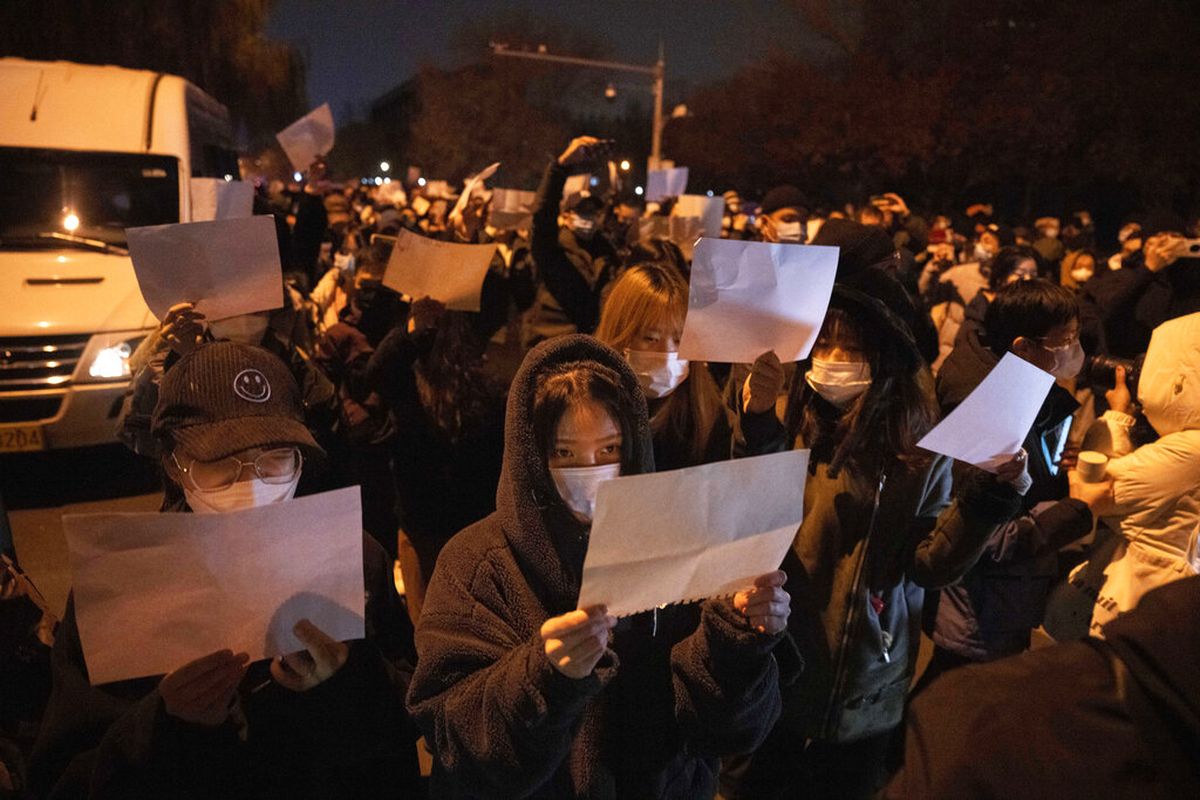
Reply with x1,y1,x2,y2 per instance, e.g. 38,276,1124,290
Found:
449,161,500,221
275,103,335,172
126,216,283,321
489,188,537,230
917,351,1055,472
189,178,254,222
577,449,809,617
645,167,689,201
63,487,365,685
673,194,724,239
382,228,496,312
677,238,839,364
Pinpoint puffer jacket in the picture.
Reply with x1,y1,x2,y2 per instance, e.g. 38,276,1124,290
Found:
733,396,1019,743
1062,312,1200,636
929,326,1092,660
406,335,784,799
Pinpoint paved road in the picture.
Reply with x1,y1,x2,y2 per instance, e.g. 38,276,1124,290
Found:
3,443,161,616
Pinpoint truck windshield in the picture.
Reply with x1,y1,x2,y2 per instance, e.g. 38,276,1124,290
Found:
0,148,179,249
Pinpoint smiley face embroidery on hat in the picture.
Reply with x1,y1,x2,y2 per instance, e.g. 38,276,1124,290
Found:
233,368,271,403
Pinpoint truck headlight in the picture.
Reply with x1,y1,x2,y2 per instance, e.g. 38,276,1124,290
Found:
77,332,149,382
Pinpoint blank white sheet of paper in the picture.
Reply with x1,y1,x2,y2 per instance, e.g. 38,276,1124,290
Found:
63,487,365,685
646,167,689,201
126,215,283,321
275,103,335,172
677,238,839,364
577,449,809,617
917,351,1056,471
190,178,254,222
382,228,497,312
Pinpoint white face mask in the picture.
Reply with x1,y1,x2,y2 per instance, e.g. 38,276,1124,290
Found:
806,358,872,407
1070,267,1094,284
1047,340,1085,380
209,313,270,345
773,220,804,243
334,251,356,275
571,217,597,240
184,473,301,514
625,349,689,399
973,242,995,262
550,463,621,523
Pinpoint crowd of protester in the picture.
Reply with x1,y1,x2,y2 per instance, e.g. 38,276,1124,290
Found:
1,133,1198,798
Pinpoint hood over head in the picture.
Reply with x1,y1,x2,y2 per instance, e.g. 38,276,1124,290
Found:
1139,312,1200,436
497,334,654,611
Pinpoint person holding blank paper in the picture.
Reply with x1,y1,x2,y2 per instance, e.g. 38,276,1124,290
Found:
32,342,418,799
723,282,1026,799
595,263,733,471
407,335,789,798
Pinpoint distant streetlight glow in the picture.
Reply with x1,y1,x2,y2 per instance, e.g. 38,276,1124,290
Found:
619,159,631,171
634,186,644,196
293,171,302,182
224,174,234,182
706,190,714,197
63,212,80,232
383,177,391,184
417,177,427,187
380,161,390,172
374,176,383,186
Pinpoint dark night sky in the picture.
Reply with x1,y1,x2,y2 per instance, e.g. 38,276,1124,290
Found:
266,0,836,120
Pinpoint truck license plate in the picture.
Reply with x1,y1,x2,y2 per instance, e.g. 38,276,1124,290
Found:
0,425,45,453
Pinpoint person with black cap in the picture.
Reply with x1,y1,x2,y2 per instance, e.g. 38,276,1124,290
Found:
757,184,810,243
526,136,622,347
31,341,420,799
406,335,789,798
719,221,1028,799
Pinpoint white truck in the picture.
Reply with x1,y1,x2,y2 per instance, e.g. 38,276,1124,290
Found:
0,58,237,453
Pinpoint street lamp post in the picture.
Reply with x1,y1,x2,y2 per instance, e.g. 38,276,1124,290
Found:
489,42,666,172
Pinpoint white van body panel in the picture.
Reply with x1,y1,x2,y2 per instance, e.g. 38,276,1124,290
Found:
0,58,234,450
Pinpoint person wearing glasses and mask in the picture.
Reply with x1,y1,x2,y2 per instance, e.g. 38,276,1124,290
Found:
919,279,1114,689
407,335,790,799
756,185,810,244
32,342,419,799
594,262,732,471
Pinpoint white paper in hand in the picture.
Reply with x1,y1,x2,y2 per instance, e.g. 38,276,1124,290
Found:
276,103,335,172
578,450,809,617
673,194,724,239
189,178,254,222
489,188,537,230
563,174,591,199
126,216,283,321
63,487,365,685
678,238,839,364
646,167,688,201
917,352,1055,471
382,228,496,311
449,161,500,221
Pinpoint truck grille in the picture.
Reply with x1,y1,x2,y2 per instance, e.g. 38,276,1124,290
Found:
0,335,90,392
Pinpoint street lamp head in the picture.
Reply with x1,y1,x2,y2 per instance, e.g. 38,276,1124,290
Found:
619,159,631,171
380,161,390,172
605,83,617,101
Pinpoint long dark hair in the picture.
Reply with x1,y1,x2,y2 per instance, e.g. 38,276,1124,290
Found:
414,312,499,442
786,305,938,478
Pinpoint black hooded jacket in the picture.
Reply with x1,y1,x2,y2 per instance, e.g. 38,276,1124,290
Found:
887,576,1200,798
406,334,784,798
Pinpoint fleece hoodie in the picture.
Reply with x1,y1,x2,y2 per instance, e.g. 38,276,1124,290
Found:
406,334,784,799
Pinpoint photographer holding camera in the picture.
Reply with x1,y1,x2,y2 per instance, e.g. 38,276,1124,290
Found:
1082,215,1200,358
1048,311,1200,639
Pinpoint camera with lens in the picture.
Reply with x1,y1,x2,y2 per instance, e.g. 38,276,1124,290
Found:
1082,353,1144,392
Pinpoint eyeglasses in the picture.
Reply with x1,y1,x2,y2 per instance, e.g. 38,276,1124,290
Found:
171,447,302,492
1036,334,1079,352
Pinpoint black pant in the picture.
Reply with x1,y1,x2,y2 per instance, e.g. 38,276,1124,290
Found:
720,726,896,800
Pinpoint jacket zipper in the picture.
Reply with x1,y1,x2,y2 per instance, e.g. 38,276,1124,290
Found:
821,470,887,739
